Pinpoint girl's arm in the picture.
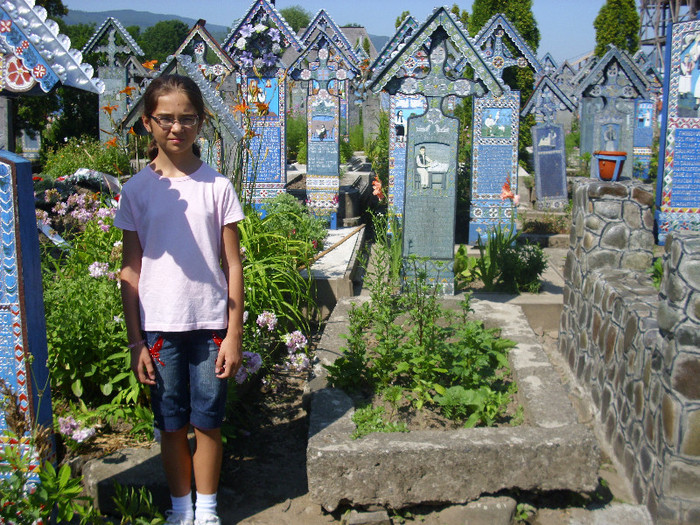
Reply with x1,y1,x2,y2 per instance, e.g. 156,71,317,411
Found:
121,230,155,385
216,222,244,379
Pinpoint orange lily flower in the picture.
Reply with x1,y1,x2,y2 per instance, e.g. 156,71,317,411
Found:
255,102,269,116
142,59,158,70
102,104,119,116
104,137,118,148
372,179,385,201
244,128,259,140
127,126,137,136
119,86,136,96
233,101,249,114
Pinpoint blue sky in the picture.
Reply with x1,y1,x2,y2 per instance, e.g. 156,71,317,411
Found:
62,0,606,63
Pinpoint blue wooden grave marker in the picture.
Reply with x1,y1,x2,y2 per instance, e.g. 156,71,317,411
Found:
289,34,359,229
575,45,652,180
522,75,576,210
371,7,503,292
469,14,542,243
222,0,302,209
0,152,54,480
655,18,700,243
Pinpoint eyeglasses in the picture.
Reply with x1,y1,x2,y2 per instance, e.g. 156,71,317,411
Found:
148,114,199,129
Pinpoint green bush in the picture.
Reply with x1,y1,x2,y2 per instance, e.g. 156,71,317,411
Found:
286,115,306,162
349,123,364,152
261,192,327,252
296,136,307,164
238,204,319,361
499,243,548,293
340,137,353,163
43,136,130,178
366,111,389,187
41,214,148,421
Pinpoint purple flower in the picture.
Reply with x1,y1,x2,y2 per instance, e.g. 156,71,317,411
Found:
72,427,96,443
97,207,115,219
240,24,254,38
262,52,277,67
58,415,78,435
256,311,277,331
53,202,67,216
286,352,310,372
268,27,280,43
240,51,254,68
284,330,307,352
235,351,263,384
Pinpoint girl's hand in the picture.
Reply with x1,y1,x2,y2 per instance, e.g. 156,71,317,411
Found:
215,336,242,379
131,345,156,385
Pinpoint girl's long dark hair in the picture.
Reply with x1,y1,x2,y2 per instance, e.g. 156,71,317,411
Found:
143,74,205,161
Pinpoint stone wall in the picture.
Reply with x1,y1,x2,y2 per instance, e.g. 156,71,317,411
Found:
559,179,700,524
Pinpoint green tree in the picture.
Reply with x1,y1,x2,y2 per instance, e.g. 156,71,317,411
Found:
363,36,371,56
395,10,410,29
451,4,469,27
38,0,66,17
280,5,312,33
137,20,189,65
593,0,640,57
468,0,540,161
14,20,98,152
469,0,539,51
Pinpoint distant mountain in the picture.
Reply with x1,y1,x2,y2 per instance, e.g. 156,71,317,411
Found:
61,9,230,41
62,9,389,56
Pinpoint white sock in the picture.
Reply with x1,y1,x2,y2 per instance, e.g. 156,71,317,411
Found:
195,491,218,519
171,492,194,519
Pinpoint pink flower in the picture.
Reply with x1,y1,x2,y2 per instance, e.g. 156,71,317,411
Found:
513,194,520,206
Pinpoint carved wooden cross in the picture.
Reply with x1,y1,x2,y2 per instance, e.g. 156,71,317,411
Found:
93,27,132,68
299,46,349,93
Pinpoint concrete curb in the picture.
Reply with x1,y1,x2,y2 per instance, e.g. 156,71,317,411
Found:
307,296,601,512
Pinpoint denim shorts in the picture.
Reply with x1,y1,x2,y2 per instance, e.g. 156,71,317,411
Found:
144,330,228,432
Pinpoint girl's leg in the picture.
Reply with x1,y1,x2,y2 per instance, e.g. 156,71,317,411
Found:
160,425,193,497
192,427,222,494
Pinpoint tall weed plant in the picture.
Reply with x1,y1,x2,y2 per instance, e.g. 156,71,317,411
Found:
238,203,319,362
326,214,517,426
43,136,130,178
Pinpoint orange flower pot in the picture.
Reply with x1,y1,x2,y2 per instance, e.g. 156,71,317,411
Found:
593,151,626,181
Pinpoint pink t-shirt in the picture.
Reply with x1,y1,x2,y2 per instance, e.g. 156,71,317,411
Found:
114,163,244,331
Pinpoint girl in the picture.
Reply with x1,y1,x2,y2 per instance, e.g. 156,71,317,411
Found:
114,75,244,525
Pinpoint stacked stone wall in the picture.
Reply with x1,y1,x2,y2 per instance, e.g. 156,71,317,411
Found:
559,179,700,524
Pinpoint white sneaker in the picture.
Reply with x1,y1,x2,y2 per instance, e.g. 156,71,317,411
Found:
164,510,194,525
194,515,221,525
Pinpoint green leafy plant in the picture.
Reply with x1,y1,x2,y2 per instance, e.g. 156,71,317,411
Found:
474,222,519,291
327,216,519,430
649,257,663,290
42,135,130,178
351,404,408,439
0,382,100,524
349,123,364,152
454,244,479,287
499,243,548,293
112,482,165,524
238,205,318,363
285,114,307,162
366,111,390,188
261,192,327,252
